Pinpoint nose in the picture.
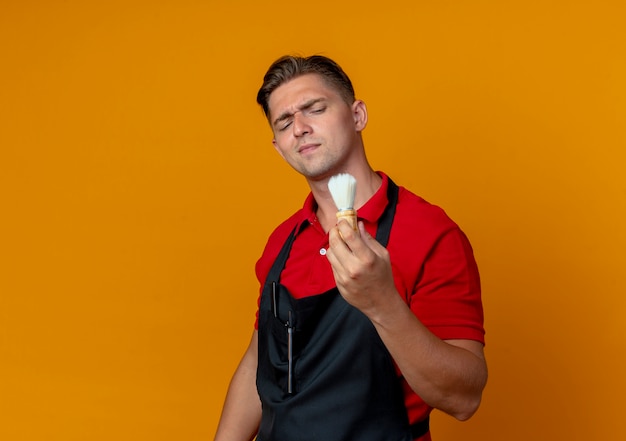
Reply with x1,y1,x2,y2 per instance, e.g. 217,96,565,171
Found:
292,112,311,137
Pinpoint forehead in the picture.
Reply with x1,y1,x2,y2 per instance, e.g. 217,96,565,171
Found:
267,74,343,116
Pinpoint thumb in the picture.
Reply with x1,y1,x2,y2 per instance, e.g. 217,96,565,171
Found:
358,221,369,238
358,221,381,248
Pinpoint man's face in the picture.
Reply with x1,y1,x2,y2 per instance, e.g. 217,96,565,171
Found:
267,73,366,181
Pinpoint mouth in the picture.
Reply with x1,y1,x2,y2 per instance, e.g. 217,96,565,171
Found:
297,142,320,155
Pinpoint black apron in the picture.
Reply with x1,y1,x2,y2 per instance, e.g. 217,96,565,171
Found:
257,179,429,441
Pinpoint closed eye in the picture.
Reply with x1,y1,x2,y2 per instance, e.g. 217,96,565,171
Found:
309,106,326,115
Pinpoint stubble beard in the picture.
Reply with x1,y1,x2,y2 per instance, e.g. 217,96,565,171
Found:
291,150,346,182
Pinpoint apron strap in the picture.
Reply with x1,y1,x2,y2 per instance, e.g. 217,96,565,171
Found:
266,224,299,284
375,177,399,247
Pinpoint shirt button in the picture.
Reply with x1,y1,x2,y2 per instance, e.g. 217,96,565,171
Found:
319,248,327,256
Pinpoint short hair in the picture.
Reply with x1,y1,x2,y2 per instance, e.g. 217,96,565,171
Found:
256,55,356,118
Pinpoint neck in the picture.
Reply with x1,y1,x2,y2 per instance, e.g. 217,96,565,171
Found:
309,168,382,232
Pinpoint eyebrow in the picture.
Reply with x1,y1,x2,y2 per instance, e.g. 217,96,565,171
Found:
272,98,326,128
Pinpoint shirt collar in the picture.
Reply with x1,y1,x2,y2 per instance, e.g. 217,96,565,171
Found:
357,171,390,224
298,171,390,231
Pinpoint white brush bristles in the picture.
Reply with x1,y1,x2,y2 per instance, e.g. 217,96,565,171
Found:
328,173,357,211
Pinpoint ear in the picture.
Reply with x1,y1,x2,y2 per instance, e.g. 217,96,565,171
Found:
272,138,286,160
352,100,368,131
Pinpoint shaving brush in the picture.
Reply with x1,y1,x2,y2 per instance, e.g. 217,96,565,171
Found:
328,173,358,231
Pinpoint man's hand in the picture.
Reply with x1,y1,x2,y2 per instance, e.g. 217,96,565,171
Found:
325,220,399,319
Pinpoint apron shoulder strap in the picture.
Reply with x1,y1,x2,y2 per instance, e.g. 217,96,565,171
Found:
375,177,399,247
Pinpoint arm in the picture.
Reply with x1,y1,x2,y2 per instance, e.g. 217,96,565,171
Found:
326,222,487,421
364,295,487,420
214,331,261,441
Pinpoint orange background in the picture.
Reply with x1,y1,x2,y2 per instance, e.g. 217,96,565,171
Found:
1,1,625,440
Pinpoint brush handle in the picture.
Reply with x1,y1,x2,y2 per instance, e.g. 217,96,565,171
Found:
336,209,358,231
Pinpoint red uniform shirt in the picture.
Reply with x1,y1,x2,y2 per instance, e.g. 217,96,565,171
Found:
254,172,484,435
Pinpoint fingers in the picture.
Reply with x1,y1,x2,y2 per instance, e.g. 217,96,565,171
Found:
329,220,357,247
326,222,349,270
328,221,382,274
332,220,386,259
326,221,395,313
328,221,367,264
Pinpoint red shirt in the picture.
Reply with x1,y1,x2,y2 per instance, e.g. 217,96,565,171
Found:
254,172,484,433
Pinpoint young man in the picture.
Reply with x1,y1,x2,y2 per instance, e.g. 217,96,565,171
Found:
214,55,487,441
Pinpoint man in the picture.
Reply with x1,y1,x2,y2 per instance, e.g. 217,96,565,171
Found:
215,55,487,441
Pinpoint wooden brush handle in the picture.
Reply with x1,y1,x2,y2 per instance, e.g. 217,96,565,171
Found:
336,209,358,231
